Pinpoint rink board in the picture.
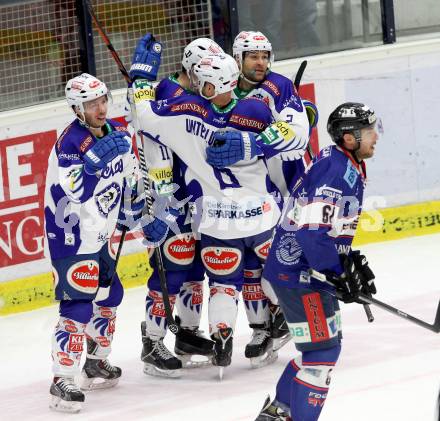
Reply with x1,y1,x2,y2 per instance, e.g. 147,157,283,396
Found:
1,199,439,316
1,38,440,315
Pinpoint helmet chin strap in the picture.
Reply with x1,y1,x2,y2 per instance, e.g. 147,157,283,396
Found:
74,107,102,130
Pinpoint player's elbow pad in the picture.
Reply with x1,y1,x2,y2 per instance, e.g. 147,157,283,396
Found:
257,121,307,161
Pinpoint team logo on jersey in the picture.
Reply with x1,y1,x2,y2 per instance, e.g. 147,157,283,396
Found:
275,232,302,265
343,161,358,188
95,182,121,216
201,247,242,276
101,158,124,179
255,239,271,259
164,233,196,265
66,260,99,294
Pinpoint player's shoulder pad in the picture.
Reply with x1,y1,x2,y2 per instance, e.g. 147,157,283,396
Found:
156,75,185,100
230,98,273,132
55,119,92,155
263,71,303,112
151,93,210,119
309,145,354,189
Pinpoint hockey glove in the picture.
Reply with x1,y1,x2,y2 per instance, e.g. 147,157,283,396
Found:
327,255,363,304
303,100,319,133
129,33,162,81
206,131,262,168
140,207,179,244
83,131,131,175
351,250,377,295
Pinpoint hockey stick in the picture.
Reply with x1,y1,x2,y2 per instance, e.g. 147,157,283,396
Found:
293,60,307,91
309,269,440,333
85,0,180,335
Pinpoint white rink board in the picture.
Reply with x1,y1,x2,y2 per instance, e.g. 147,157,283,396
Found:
1,39,440,281
1,233,439,420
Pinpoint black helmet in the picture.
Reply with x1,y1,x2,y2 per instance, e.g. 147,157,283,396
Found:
327,102,376,144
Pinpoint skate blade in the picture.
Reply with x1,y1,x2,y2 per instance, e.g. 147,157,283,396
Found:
249,350,278,369
80,375,119,391
218,366,224,381
273,334,292,352
177,353,213,369
143,363,182,378
49,396,82,413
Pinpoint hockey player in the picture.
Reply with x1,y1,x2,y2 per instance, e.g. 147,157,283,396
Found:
129,49,297,376
254,102,379,420
131,37,224,376
206,30,316,354
44,72,169,413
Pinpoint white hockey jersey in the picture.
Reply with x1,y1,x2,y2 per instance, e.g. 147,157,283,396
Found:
133,93,281,240
44,119,138,259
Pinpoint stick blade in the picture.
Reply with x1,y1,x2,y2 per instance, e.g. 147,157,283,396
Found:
433,300,440,333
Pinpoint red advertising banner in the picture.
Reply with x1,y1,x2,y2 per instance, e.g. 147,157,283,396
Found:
0,130,56,267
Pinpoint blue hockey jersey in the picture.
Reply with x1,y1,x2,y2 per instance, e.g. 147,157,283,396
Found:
263,145,367,292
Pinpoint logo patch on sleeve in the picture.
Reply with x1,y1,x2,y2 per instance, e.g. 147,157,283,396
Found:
343,161,358,188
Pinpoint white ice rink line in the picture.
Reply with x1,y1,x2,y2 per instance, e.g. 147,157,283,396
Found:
1,233,439,420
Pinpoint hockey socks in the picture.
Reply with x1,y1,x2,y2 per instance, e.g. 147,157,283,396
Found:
290,346,341,421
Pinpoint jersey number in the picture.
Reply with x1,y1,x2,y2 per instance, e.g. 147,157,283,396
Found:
213,167,241,190
159,145,170,160
322,205,335,224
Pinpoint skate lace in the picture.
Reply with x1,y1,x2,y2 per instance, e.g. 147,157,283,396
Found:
56,377,81,393
101,359,117,372
155,339,175,360
249,329,270,346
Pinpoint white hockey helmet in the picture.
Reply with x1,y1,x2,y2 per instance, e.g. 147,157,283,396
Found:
191,53,239,100
182,37,224,74
65,73,109,114
232,31,273,68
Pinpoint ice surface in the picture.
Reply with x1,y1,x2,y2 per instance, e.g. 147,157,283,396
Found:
1,234,439,420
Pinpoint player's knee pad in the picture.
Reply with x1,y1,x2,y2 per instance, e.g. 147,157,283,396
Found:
95,274,124,307
148,268,187,295
176,280,204,328
208,273,244,291
59,299,94,324
296,345,341,390
208,281,239,335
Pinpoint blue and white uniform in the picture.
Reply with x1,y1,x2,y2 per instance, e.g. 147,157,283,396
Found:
44,118,136,379
262,144,367,420
133,89,279,335
233,70,309,197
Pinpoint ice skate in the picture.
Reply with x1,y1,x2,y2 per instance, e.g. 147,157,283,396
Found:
141,321,182,378
212,327,233,380
174,316,214,368
49,376,84,413
254,395,291,421
270,305,292,351
245,327,278,368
